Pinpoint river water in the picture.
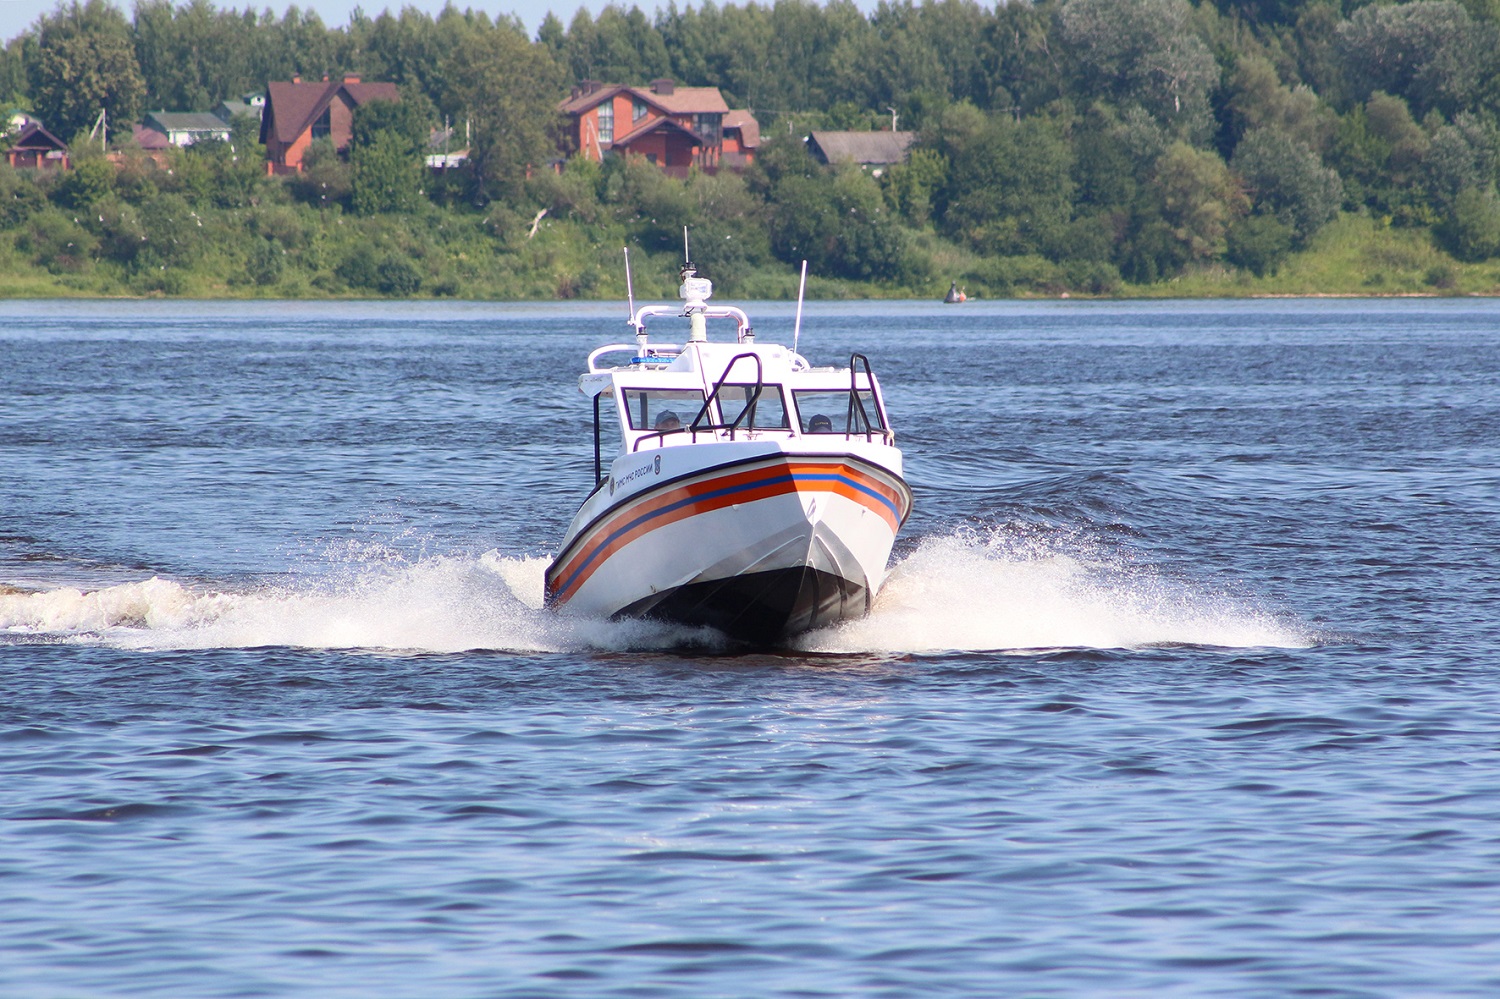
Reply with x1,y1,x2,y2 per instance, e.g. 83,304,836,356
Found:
1,298,1497,997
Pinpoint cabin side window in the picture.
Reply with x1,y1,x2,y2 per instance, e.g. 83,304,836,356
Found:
620,388,706,431
792,389,885,433
717,384,789,429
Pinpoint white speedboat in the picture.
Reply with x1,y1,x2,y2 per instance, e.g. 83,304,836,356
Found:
544,257,912,644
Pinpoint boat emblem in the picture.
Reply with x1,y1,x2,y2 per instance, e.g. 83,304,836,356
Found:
609,477,615,495
654,455,661,475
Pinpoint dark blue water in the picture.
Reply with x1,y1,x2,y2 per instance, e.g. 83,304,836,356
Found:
2,298,1498,997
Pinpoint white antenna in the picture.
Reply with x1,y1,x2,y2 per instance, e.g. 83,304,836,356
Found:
792,259,808,356
683,226,690,265
623,246,636,326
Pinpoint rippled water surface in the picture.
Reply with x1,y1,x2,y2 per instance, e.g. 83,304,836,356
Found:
2,298,1498,997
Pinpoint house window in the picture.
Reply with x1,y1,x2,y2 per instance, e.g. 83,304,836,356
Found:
694,113,722,146
633,98,648,122
597,102,613,145
311,107,331,141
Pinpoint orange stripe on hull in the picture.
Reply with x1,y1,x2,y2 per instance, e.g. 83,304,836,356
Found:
547,457,907,606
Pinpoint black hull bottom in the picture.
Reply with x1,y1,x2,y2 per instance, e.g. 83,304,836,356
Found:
617,567,871,646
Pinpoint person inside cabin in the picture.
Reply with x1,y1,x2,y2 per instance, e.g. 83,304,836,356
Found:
807,414,833,433
655,411,682,431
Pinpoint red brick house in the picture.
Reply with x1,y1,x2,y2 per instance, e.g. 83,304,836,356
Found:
259,74,400,175
5,122,70,171
559,79,758,177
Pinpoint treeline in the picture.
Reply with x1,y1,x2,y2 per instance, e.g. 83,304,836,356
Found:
4,0,1500,298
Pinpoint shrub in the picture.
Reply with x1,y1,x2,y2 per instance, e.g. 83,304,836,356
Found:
289,139,352,208
18,208,98,272
0,165,48,225
51,157,114,211
1062,258,1122,294
375,254,421,296
93,196,147,264
246,238,285,287
248,204,306,249
137,193,205,265
1436,187,1500,261
336,245,380,290
1227,214,1294,276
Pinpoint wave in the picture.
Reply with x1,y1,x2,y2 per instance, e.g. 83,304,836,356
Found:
0,553,723,654
799,528,1314,653
0,531,1313,654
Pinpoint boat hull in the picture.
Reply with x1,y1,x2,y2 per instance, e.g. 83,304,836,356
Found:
545,448,910,645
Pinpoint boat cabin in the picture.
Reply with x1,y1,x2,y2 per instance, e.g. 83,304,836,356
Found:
576,273,893,484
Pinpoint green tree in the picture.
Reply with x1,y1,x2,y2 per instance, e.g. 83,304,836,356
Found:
562,5,671,85
682,169,772,289
376,254,422,295
1437,185,1500,259
1233,127,1342,243
132,0,257,113
244,237,286,286
52,156,114,210
0,164,49,226
28,0,146,140
288,137,352,208
0,36,27,105
1058,0,1218,140
1224,54,1334,153
355,6,492,114
1337,0,1485,117
941,112,1075,258
882,147,948,225
443,24,563,204
1423,113,1500,212
350,98,428,215
1226,212,1294,275
19,207,98,272
136,191,206,266
1152,141,1248,262
769,159,914,281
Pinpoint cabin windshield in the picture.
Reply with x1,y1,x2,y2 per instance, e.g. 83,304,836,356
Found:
621,388,707,432
716,384,789,429
793,388,885,434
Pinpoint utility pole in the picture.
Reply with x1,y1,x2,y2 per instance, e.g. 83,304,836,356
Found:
886,106,898,132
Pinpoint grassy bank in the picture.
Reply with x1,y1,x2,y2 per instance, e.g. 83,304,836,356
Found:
3,208,1497,302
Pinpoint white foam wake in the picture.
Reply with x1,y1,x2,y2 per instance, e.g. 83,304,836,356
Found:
797,530,1314,653
0,532,1312,654
0,553,721,654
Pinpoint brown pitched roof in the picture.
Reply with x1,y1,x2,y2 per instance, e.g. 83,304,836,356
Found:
558,83,636,116
648,86,729,115
261,78,399,145
724,109,760,148
559,82,729,117
807,130,914,165
8,122,68,152
132,124,171,150
613,115,704,148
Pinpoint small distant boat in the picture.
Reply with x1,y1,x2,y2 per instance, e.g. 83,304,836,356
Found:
544,251,913,645
944,281,967,303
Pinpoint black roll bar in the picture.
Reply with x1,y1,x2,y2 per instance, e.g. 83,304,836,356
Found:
632,352,766,452
593,392,603,483
841,353,895,444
